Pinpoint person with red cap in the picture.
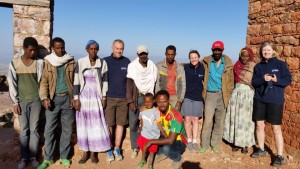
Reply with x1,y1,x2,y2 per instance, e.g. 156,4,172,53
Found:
198,41,234,153
223,47,256,154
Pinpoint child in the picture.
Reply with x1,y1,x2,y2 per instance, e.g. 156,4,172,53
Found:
137,93,166,169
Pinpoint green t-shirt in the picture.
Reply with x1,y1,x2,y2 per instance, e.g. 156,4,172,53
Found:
55,65,68,94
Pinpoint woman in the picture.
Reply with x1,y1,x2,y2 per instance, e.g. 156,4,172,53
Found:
223,47,256,154
181,50,205,152
250,41,291,167
73,40,111,164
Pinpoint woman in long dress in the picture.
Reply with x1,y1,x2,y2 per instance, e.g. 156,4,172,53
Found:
73,40,111,164
223,47,256,153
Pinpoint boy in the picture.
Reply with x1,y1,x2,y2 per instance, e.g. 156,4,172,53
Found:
7,37,43,169
137,93,166,169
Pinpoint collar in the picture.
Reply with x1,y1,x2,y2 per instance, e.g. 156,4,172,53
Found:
163,59,177,68
261,57,276,64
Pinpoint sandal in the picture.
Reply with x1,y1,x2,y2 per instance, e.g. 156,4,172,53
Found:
138,160,147,168
60,159,71,166
37,160,54,169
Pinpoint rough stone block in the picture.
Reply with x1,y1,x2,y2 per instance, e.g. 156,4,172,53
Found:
275,36,299,45
13,5,28,15
28,6,51,20
261,2,274,11
282,45,292,57
14,18,38,34
291,11,300,21
286,57,300,70
247,25,261,35
282,23,297,34
249,1,261,14
268,16,280,23
271,24,282,34
297,21,300,32
291,46,300,57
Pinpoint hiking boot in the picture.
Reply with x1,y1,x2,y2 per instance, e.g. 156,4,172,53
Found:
187,142,193,152
250,148,267,158
18,158,27,169
198,147,207,153
212,147,220,153
172,159,183,169
154,153,167,164
37,160,54,169
113,148,123,161
29,157,39,168
131,149,138,159
106,149,115,162
272,155,284,167
241,147,248,154
192,143,199,151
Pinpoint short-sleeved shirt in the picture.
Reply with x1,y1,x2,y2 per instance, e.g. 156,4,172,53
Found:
207,57,225,92
139,107,161,139
161,105,187,144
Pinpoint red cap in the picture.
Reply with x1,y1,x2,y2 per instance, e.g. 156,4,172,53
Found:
212,41,224,50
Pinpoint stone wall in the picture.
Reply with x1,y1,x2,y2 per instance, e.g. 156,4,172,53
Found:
247,0,300,158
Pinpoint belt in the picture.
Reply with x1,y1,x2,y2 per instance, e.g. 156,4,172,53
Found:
56,92,69,96
208,91,222,93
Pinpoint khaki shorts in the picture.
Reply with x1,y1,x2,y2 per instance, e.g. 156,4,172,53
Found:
105,97,128,127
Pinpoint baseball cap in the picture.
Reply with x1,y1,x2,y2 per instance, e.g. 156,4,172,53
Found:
137,45,148,54
212,41,224,50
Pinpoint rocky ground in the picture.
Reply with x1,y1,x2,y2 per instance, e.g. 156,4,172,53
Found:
0,91,299,169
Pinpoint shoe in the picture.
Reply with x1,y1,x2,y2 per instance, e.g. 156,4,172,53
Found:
192,143,199,151
114,148,123,161
131,149,138,159
148,164,153,169
187,142,193,152
18,158,27,169
37,160,54,169
250,148,267,158
172,159,183,169
272,155,284,167
241,147,248,154
137,160,146,168
60,159,71,166
154,153,167,164
106,150,115,162
29,157,39,168
212,147,220,153
198,147,207,153
232,146,239,152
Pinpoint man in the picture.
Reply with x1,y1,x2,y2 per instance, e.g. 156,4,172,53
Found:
7,37,43,169
155,45,186,110
104,39,130,162
126,45,157,158
199,41,234,153
38,37,76,169
143,90,187,169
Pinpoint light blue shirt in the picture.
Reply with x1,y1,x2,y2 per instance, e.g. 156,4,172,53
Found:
207,56,225,92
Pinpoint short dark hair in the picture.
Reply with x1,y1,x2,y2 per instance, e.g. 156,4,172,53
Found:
166,45,176,53
51,37,65,47
113,39,125,47
155,90,170,99
23,37,38,48
144,92,154,99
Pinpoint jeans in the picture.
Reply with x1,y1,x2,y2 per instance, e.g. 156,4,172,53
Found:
157,140,186,162
19,100,42,159
128,96,143,150
44,95,75,160
201,92,226,148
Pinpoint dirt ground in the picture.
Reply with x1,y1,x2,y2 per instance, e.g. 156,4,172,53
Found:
0,91,299,169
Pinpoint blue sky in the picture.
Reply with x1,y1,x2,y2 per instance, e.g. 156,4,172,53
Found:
0,0,249,68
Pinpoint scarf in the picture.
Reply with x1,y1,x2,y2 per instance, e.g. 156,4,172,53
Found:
233,47,254,83
44,52,74,67
127,57,157,94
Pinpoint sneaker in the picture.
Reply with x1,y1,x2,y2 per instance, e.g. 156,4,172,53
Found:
18,158,27,169
113,148,123,161
250,148,267,158
30,157,39,168
106,149,115,162
148,164,153,169
198,147,207,153
172,159,183,169
272,155,284,167
60,159,71,166
37,160,54,169
212,147,220,153
192,143,199,151
187,142,193,152
131,149,138,159
137,160,146,168
154,153,167,164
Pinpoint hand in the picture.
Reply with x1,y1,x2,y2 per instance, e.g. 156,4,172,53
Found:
264,74,273,82
73,99,81,111
175,101,182,110
271,74,277,83
102,99,107,109
129,103,136,111
42,99,51,110
13,104,21,115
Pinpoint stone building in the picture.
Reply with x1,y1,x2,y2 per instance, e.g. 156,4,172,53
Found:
247,0,300,158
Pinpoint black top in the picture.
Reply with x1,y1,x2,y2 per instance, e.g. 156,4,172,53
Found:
184,62,205,101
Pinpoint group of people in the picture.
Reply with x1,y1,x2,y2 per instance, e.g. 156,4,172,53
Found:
7,36,291,169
